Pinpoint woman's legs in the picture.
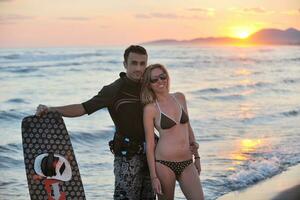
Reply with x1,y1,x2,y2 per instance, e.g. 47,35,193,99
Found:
156,162,177,200
178,164,204,200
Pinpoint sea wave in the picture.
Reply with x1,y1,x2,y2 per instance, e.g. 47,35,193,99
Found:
213,94,245,101
0,143,23,169
282,78,300,84
1,66,39,73
195,88,222,94
0,54,21,60
1,59,119,74
0,143,22,153
0,52,104,62
284,57,300,62
247,107,299,122
212,147,300,200
70,129,113,146
226,157,281,190
5,98,29,104
0,155,23,168
0,110,27,121
281,109,299,117
194,81,271,95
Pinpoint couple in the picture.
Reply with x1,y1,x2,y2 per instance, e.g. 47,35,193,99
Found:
36,45,204,200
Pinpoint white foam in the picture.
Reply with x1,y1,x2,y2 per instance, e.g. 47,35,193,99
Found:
227,157,281,189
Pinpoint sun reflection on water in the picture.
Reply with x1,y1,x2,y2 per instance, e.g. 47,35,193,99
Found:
227,138,264,171
241,139,262,151
235,68,252,76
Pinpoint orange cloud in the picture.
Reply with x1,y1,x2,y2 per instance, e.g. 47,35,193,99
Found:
187,8,215,16
281,9,300,15
243,7,267,14
230,7,273,15
136,12,197,20
0,14,35,22
0,0,14,2
58,17,92,21
135,12,211,20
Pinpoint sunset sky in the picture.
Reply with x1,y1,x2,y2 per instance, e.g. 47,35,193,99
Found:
0,0,299,48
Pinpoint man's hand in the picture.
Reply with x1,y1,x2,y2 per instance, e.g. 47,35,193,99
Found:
36,104,49,117
194,158,202,175
190,141,199,154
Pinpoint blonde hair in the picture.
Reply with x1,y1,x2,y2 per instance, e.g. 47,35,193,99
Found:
141,63,170,105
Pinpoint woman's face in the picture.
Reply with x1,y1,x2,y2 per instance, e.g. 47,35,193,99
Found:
149,67,168,93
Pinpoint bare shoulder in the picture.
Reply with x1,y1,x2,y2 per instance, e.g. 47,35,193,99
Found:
174,92,186,103
143,103,157,116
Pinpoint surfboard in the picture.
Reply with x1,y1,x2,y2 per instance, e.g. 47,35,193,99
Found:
21,111,86,200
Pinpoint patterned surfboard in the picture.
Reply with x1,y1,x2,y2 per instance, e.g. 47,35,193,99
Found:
21,111,86,200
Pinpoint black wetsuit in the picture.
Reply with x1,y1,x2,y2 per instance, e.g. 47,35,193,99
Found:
82,72,144,142
81,72,155,200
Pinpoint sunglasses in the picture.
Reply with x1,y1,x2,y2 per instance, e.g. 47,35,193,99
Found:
150,73,167,83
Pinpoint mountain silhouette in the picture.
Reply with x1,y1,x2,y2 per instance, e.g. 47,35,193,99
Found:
248,28,300,45
142,28,300,45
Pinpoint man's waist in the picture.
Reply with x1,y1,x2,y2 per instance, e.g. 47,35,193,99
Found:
114,132,145,144
109,133,146,157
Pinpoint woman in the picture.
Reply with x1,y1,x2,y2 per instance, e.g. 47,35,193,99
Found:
141,64,204,200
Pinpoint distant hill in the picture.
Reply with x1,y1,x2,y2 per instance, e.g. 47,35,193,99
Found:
142,28,300,45
248,28,300,45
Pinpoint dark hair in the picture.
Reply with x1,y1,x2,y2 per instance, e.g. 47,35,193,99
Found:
124,45,147,63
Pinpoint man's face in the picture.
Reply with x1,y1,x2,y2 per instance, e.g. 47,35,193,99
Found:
124,52,147,81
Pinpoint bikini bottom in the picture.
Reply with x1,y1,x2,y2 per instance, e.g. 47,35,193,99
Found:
155,159,193,177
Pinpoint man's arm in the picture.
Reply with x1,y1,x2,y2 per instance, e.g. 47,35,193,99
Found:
36,77,123,117
36,104,86,117
175,92,199,154
176,92,201,174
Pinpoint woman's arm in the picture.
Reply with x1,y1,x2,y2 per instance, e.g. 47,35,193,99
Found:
143,104,158,179
143,103,162,194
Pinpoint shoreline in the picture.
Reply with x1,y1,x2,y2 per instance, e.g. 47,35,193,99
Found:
217,164,300,200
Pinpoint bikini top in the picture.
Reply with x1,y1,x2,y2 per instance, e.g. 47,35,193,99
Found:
155,95,189,130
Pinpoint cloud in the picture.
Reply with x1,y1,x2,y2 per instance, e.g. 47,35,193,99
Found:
135,14,151,19
99,25,109,29
243,7,266,14
0,21,16,25
230,7,273,15
136,12,210,20
281,9,300,15
152,12,179,19
58,17,91,21
187,8,215,16
136,12,179,19
0,0,14,2
0,14,35,22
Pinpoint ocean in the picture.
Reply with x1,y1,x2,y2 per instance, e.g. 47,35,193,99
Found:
0,45,299,199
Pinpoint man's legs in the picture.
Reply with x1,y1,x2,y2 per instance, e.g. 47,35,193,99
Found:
140,156,156,200
113,155,145,200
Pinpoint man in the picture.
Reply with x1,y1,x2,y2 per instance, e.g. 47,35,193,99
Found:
36,45,155,199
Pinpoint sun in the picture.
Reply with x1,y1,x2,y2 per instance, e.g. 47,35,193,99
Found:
235,30,251,39
230,26,255,39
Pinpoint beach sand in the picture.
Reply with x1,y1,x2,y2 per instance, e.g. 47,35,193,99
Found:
217,164,300,200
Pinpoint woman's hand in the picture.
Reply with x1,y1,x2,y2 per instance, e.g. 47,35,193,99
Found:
151,177,163,195
194,158,202,175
